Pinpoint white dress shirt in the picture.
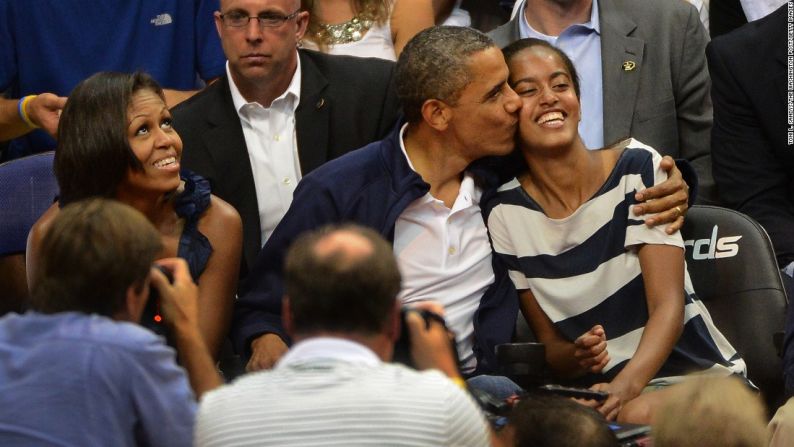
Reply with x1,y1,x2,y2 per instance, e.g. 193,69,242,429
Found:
227,59,302,245
740,0,786,21
393,125,495,374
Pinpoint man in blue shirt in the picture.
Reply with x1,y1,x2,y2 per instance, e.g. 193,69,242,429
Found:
0,0,225,160
0,199,221,446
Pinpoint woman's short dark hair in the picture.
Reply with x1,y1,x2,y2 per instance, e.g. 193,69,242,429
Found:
503,38,581,99
29,198,163,317
55,71,165,205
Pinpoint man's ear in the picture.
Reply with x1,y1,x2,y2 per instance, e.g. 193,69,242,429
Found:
295,11,309,41
213,11,223,39
420,99,452,131
117,278,149,323
282,296,294,337
385,300,401,343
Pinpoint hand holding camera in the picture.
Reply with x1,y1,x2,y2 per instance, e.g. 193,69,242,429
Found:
402,308,460,379
150,257,222,394
149,258,200,333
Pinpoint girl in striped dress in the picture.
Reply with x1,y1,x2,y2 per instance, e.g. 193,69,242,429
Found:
485,38,746,424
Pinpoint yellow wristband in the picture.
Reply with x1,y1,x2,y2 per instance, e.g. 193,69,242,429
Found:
18,95,40,129
450,376,467,389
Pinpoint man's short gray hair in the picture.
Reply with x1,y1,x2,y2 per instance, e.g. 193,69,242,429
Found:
396,26,495,123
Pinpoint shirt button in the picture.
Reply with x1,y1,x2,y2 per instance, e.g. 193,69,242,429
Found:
283,177,291,185
448,247,456,255
274,135,281,142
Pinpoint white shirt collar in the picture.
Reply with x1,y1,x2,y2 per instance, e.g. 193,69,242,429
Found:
276,337,381,369
226,53,302,113
520,0,601,36
398,123,418,173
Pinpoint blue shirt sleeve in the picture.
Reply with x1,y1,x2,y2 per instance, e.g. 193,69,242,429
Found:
194,0,226,82
91,336,197,447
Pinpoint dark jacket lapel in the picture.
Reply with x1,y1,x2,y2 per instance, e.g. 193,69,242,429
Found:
295,50,331,174
204,77,262,273
600,0,644,144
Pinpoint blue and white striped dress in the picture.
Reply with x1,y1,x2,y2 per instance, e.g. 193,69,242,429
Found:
486,140,746,384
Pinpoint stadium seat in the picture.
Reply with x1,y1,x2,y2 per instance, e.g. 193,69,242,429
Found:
0,151,58,313
681,205,789,412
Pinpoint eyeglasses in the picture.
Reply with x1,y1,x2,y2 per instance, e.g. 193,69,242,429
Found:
219,10,301,28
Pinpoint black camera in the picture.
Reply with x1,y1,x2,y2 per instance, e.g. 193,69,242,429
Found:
392,308,459,370
141,265,173,337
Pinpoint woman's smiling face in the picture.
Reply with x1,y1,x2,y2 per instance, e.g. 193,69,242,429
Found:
120,89,183,195
508,45,581,155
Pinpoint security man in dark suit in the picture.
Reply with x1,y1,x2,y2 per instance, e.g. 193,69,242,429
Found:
173,0,400,281
707,3,793,396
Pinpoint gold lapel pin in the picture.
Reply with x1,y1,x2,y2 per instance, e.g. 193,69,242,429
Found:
622,60,636,71
316,98,325,109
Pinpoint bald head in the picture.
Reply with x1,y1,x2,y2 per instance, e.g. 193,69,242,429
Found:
284,225,401,336
312,229,375,270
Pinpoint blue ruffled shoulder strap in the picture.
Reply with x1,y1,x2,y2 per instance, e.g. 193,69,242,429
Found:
174,170,213,281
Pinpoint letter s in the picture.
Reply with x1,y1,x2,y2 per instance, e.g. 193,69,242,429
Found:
715,235,742,259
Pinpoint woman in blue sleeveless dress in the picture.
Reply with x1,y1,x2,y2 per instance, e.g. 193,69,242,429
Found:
27,72,242,361
485,39,746,424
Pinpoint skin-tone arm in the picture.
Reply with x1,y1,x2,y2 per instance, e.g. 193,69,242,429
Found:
1,82,216,143
406,309,497,446
162,90,201,108
247,333,288,371
151,258,223,398
162,78,218,108
590,244,685,421
0,95,66,142
390,0,435,56
405,309,460,379
633,156,690,234
431,0,456,23
26,204,59,287
195,196,242,360
519,290,610,378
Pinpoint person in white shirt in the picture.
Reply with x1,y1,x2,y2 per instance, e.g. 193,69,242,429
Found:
194,224,491,447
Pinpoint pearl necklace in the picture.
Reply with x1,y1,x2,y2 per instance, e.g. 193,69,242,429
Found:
314,14,375,45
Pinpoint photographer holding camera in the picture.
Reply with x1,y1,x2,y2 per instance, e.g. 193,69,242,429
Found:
0,199,221,446
195,224,490,446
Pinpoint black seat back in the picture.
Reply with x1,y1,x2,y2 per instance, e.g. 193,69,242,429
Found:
681,205,788,410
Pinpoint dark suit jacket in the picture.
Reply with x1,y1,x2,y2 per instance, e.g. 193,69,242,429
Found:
489,0,717,203
707,4,793,266
172,50,400,275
